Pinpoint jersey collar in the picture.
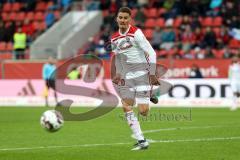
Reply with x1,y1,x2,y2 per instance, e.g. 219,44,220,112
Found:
119,25,131,36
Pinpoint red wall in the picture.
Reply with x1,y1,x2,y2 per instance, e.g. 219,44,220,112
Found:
1,59,231,79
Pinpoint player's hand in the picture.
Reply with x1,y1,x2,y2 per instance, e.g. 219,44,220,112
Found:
149,75,160,85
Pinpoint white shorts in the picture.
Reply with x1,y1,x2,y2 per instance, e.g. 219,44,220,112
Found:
114,74,151,104
230,81,240,93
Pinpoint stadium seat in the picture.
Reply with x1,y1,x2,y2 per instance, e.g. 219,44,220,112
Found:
35,2,47,11
3,3,11,12
9,12,17,21
0,53,12,59
143,29,153,40
174,16,182,28
0,42,7,52
145,19,156,28
26,12,34,21
156,18,165,27
213,16,222,27
34,12,45,21
213,27,220,36
202,17,213,27
33,21,46,30
146,8,157,18
131,8,137,18
229,39,240,48
6,42,13,51
157,8,166,17
212,49,224,58
1,12,8,21
12,2,21,12
17,12,26,22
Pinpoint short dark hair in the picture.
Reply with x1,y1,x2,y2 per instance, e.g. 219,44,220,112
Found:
118,7,131,16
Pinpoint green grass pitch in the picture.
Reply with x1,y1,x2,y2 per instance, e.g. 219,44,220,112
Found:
0,107,240,160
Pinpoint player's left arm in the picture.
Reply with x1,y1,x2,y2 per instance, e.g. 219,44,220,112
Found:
135,29,160,85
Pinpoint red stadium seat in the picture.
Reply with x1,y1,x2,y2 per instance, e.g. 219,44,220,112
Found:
17,12,26,21
145,8,157,18
157,8,166,17
131,8,137,18
202,17,213,27
212,49,224,58
12,2,21,12
156,18,165,27
143,29,153,40
39,21,46,30
0,53,12,59
1,12,9,21
9,12,17,21
213,27,220,36
3,3,11,12
0,42,7,52
34,12,45,21
26,12,34,21
213,16,222,27
6,42,13,51
173,16,182,28
145,19,156,28
35,2,47,11
229,39,240,48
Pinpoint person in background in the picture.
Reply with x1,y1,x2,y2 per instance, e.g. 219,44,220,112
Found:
228,56,240,111
189,64,203,78
67,66,81,80
13,27,27,59
42,57,58,107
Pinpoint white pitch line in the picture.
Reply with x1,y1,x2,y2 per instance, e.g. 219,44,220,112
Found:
0,136,240,152
131,124,240,139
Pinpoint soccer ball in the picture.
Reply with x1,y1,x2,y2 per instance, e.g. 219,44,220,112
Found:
40,110,64,132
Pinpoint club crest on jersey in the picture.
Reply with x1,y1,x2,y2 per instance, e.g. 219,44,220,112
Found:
118,36,133,50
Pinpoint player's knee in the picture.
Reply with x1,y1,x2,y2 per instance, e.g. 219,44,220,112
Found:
138,106,149,116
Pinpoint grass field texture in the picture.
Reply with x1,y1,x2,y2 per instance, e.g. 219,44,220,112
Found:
0,107,240,160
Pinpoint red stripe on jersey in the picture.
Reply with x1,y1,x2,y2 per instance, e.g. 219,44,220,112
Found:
112,35,135,42
128,25,138,34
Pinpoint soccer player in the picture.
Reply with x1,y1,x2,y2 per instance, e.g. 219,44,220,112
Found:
228,56,240,110
42,57,58,107
111,7,159,150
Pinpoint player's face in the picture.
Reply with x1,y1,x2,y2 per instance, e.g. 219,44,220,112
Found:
116,12,131,30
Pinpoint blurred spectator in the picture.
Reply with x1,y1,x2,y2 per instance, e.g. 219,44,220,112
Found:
13,27,27,59
171,46,182,59
95,39,108,58
229,16,240,29
180,24,195,51
216,25,230,49
67,66,81,80
134,7,146,28
62,0,72,12
21,19,35,42
151,26,162,50
109,0,118,13
180,15,191,31
189,64,203,78
194,47,205,59
85,37,96,54
0,21,5,41
183,49,194,59
137,0,148,7
190,15,201,30
205,47,215,58
82,0,100,11
193,27,204,48
21,0,36,12
222,46,233,59
160,20,176,50
45,9,56,28
201,27,217,48
5,21,16,42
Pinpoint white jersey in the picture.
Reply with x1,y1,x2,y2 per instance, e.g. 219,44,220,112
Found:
111,25,156,79
229,63,240,82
